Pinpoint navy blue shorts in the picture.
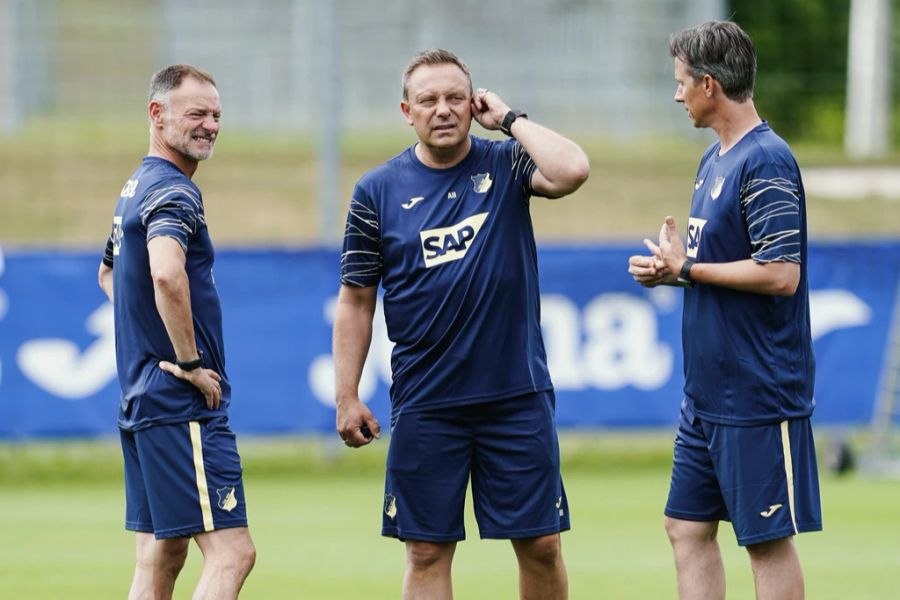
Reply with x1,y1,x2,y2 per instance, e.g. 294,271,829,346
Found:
665,402,822,546
382,390,570,542
121,417,248,539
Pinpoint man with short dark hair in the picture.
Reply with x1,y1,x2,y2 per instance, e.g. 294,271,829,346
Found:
628,21,820,600
99,64,255,600
334,48,589,599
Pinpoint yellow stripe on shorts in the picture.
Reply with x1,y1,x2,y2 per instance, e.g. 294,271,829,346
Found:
780,421,798,535
189,421,214,532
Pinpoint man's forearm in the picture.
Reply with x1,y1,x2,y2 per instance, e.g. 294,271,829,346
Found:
98,264,114,303
688,259,800,296
153,270,200,361
333,306,373,406
509,118,589,196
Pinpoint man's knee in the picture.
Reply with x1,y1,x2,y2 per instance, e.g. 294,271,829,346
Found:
665,516,717,548
224,538,256,577
513,534,562,567
155,538,190,572
405,541,454,571
195,528,256,578
746,536,794,561
134,533,157,570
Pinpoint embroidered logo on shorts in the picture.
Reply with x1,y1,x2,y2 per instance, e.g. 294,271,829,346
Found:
216,487,238,512
556,496,564,517
760,503,783,518
384,494,398,519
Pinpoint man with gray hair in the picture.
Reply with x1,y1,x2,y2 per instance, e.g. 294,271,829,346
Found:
99,64,255,599
628,21,820,600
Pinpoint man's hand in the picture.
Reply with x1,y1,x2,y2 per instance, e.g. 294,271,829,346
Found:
628,254,673,287
643,216,689,276
471,88,510,131
336,397,381,448
158,361,223,409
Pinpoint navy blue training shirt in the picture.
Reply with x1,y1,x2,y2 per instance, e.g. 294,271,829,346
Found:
341,136,553,423
682,122,815,425
104,156,229,431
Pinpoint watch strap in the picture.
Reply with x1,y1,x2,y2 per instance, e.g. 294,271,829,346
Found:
500,109,527,137
678,258,696,285
176,350,204,372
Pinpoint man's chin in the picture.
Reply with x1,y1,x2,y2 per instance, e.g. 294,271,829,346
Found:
187,148,214,161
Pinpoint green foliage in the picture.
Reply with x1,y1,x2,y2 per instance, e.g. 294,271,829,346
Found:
729,0,852,143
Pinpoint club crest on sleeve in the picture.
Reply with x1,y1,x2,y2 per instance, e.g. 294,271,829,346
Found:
216,486,238,512
112,216,123,256
471,172,493,194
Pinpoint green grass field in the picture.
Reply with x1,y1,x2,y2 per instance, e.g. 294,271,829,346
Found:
1,435,898,599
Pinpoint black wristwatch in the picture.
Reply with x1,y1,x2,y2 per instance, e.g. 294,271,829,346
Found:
678,258,696,284
177,350,204,372
499,109,527,137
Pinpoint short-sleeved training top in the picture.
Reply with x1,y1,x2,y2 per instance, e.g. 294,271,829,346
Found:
682,122,815,426
341,136,553,421
104,156,229,431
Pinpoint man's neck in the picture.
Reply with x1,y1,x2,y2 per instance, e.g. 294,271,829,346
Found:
712,99,763,155
414,137,472,169
148,139,198,179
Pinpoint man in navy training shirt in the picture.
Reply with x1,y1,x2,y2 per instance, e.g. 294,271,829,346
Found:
333,49,589,599
629,21,820,600
98,64,255,600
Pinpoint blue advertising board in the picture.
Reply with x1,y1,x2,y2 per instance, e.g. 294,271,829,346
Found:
0,243,895,438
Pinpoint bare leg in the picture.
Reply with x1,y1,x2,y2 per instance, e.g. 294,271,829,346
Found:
152,536,189,600
192,527,256,600
511,534,568,600
746,537,804,600
128,532,157,600
402,540,456,600
665,517,725,600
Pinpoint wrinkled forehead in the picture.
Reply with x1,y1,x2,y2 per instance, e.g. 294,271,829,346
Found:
406,63,472,99
165,77,221,112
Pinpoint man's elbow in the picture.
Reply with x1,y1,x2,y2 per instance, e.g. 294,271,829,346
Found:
150,264,185,291
562,156,590,193
772,269,800,296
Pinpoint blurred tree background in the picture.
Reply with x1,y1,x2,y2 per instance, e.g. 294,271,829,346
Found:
731,0,898,146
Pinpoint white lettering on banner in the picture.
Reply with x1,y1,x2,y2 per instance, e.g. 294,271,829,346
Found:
309,297,393,407
808,290,872,340
307,288,876,406
7,288,875,403
16,303,117,399
541,294,673,390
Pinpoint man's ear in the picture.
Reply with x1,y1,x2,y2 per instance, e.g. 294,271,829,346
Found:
400,100,413,126
148,100,165,127
702,74,716,98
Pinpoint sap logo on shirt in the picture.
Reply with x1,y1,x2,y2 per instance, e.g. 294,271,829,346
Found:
420,212,489,268
686,217,707,258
